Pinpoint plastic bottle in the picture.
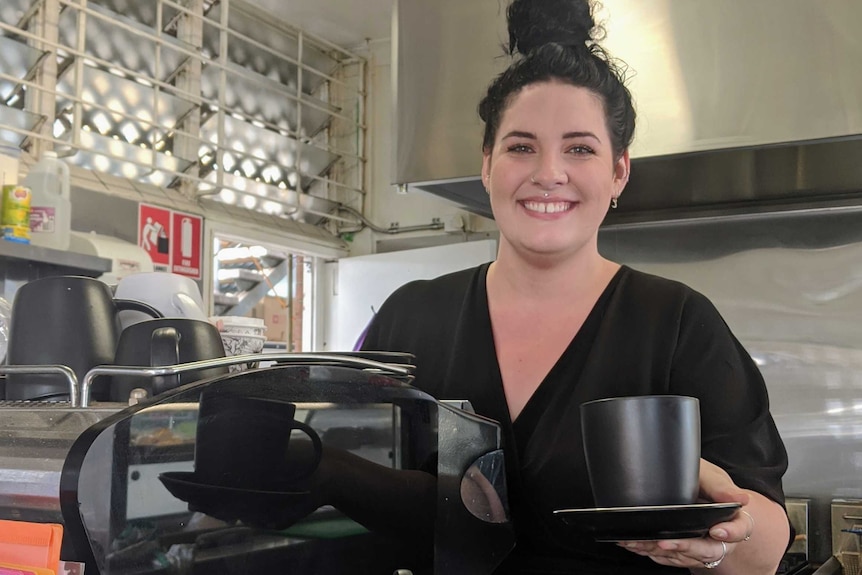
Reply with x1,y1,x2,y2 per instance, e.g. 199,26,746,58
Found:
24,151,71,250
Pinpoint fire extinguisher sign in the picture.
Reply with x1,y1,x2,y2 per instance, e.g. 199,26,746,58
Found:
137,203,203,279
170,210,203,279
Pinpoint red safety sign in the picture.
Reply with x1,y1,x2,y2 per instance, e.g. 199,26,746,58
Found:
171,210,202,279
138,204,171,268
137,203,204,278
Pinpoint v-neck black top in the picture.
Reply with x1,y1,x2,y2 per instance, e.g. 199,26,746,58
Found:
361,263,788,574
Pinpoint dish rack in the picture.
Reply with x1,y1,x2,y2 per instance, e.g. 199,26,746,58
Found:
832,500,862,575
0,353,416,408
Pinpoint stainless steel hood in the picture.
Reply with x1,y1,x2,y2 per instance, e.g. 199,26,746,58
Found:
393,0,862,221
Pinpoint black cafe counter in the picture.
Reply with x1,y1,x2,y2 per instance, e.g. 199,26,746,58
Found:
0,357,516,575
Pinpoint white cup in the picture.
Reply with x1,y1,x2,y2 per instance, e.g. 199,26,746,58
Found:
210,316,268,372
209,315,267,338
115,272,207,328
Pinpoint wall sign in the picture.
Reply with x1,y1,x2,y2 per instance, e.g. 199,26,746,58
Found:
137,203,204,279
171,210,202,279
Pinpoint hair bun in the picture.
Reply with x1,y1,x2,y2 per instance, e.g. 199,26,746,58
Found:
507,0,597,55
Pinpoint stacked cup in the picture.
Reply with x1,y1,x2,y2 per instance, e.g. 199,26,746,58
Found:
209,315,267,372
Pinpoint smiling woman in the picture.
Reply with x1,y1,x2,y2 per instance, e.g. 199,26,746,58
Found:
360,0,791,573
482,82,628,263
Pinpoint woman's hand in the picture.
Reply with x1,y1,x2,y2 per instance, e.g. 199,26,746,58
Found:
617,459,788,574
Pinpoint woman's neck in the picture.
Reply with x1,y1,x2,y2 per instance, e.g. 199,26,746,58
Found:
488,244,618,304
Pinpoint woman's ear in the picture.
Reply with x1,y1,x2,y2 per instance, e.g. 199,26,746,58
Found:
481,153,492,193
613,150,631,198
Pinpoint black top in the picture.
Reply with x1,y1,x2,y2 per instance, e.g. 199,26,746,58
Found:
361,263,788,574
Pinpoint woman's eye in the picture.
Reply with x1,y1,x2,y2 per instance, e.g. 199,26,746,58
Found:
567,145,594,155
507,143,533,153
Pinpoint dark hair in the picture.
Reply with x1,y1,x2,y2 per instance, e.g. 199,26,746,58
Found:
478,0,636,159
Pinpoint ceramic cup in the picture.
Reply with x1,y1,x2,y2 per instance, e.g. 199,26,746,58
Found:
210,316,267,372
192,390,323,491
115,272,207,329
580,395,701,507
110,318,229,402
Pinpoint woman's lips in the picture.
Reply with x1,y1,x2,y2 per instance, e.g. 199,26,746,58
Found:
521,200,575,214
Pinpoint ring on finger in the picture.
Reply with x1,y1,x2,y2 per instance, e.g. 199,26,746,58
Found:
703,540,727,569
741,509,755,541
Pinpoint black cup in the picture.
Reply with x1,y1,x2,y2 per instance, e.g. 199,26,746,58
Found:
6,276,162,401
580,395,700,507
110,318,229,402
191,391,323,491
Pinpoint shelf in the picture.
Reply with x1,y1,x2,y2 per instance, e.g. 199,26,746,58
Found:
0,35,47,103
0,239,112,275
0,104,41,148
200,113,339,189
55,129,193,188
201,6,337,97
58,3,194,83
201,62,338,138
202,170,338,225
55,64,197,146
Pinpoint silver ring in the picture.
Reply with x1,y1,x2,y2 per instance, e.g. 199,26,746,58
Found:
530,175,537,184
703,540,727,569
741,509,755,541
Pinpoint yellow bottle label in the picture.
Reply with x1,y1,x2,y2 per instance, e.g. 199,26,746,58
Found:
2,185,31,242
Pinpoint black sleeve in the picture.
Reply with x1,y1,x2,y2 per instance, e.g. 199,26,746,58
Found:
669,290,788,506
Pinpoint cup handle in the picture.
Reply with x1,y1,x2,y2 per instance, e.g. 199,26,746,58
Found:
172,293,204,318
151,327,181,395
290,421,323,480
115,298,165,319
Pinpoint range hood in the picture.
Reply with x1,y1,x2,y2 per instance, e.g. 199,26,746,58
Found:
393,0,862,222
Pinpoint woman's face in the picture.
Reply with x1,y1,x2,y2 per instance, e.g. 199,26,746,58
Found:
482,81,629,263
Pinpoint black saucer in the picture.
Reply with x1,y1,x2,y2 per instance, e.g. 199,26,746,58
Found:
553,502,741,541
159,471,316,529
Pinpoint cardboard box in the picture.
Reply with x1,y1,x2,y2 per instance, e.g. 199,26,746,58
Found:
251,295,288,343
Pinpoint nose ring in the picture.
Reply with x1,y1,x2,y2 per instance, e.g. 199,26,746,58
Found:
530,175,537,184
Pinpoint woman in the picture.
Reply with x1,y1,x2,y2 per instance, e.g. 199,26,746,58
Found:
362,0,790,572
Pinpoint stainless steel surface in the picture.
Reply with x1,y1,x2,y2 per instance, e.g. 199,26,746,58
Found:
0,402,121,522
393,0,862,219
0,365,79,405
596,210,862,563
80,353,416,406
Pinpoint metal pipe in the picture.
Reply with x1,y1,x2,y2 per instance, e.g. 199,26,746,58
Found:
80,352,414,407
336,205,444,234
0,365,79,406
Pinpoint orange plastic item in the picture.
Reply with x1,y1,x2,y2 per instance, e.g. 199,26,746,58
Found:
0,520,62,574
0,562,55,575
